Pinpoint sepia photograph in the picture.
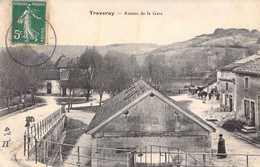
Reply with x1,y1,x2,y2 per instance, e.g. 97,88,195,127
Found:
0,0,260,166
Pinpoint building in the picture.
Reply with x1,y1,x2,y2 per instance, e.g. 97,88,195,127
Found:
87,79,215,167
233,58,260,131
38,70,60,95
217,54,260,131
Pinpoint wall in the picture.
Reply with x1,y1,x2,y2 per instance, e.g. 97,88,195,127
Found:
235,74,260,129
91,95,212,167
38,80,61,95
217,70,237,111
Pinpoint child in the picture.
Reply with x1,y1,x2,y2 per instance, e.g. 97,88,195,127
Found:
2,127,11,147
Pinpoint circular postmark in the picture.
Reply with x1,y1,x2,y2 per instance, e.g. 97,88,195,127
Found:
5,18,57,67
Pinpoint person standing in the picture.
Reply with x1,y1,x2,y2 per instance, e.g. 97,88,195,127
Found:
217,134,227,158
2,127,11,147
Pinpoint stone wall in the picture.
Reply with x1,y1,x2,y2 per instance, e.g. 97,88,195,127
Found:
91,95,213,167
235,74,260,129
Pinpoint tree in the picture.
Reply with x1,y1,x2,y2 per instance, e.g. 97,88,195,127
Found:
0,47,43,109
92,59,109,106
65,60,81,110
79,47,102,101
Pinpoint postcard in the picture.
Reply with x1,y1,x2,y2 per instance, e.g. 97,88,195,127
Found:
0,0,260,166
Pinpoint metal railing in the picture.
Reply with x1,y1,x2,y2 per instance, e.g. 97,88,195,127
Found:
132,145,204,167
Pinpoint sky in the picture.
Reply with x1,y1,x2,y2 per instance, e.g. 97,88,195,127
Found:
0,0,260,47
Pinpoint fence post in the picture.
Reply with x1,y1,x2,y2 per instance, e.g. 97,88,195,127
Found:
203,154,206,166
60,144,63,167
27,127,30,160
46,141,48,167
185,153,187,166
35,138,38,164
177,148,180,165
24,132,26,156
246,155,249,167
77,146,80,167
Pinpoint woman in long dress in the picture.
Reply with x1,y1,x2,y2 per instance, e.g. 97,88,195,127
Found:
217,134,227,158
17,4,41,42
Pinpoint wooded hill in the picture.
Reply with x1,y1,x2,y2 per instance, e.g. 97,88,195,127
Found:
52,28,260,75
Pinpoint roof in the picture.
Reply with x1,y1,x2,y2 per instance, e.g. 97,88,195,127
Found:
40,70,60,80
219,54,260,71
57,57,79,68
87,79,216,135
233,58,260,76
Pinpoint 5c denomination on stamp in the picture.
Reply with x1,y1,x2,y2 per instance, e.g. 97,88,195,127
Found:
12,1,46,45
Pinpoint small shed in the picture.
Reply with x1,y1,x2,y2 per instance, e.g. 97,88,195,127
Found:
87,79,215,167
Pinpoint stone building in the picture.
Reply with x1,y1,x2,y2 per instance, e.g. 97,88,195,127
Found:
232,58,260,131
87,79,215,167
217,54,260,132
38,70,60,95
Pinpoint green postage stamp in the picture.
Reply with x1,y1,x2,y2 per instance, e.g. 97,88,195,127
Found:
12,1,46,44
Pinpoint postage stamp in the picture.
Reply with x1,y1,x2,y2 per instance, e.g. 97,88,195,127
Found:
12,1,46,45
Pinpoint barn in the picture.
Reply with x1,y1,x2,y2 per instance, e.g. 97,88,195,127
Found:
87,79,215,167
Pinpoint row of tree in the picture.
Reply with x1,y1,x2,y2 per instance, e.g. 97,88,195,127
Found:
63,48,136,106
0,47,47,109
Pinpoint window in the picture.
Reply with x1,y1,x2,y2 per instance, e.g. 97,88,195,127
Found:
244,77,249,89
226,83,228,90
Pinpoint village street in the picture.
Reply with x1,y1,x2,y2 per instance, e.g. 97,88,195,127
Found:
0,93,109,167
0,96,60,167
170,94,260,167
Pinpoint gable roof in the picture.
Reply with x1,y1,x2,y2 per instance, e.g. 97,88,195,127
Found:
57,57,79,68
218,54,260,71
40,70,60,80
233,58,260,76
87,80,216,135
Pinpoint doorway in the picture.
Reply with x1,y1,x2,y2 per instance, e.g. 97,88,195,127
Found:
62,87,67,97
47,83,52,94
229,95,233,112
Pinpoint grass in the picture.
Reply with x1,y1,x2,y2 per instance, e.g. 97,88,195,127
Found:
62,117,88,160
55,97,92,105
0,96,46,109
72,106,100,112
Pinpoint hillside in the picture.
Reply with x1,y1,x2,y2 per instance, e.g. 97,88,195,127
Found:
151,28,260,73
51,43,160,64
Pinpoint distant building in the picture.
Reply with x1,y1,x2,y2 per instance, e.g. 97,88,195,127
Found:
217,54,260,132
38,70,60,95
57,56,93,97
87,79,215,167
57,57,79,97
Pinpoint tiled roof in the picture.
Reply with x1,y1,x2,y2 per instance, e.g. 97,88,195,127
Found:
87,79,216,134
87,80,151,132
233,58,260,75
57,57,79,68
219,54,260,71
40,70,60,80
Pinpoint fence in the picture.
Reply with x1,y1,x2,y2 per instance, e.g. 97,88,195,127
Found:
23,109,260,167
24,108,65,162
131,145,260,167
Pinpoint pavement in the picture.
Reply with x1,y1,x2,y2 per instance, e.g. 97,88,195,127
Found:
170,94,260,167
0,96,60,167
63,93,110,167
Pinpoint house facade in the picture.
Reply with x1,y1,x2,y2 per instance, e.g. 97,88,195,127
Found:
87,80,215,167
233,58,260,131
217,55,260,131
38,70,61,95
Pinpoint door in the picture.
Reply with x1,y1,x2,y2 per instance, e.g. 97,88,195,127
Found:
251,101,255,126
229,95,233,112
62,87,67,97
47,83,52,94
